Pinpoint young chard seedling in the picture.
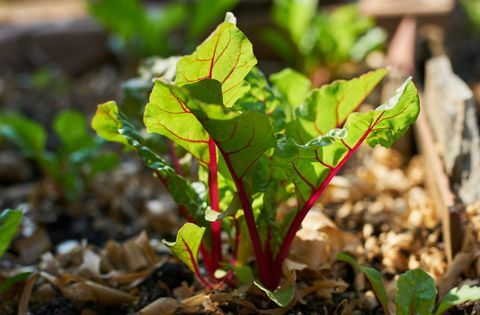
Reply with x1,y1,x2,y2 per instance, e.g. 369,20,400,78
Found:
0,110,118,202
339,253,480,314
92,13,420,306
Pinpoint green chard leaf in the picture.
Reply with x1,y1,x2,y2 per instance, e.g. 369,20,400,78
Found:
144,80,211,165
163,223,205,273
254,280,295,307
145,14,257,166
286,68,387,144
270,68,312,112
275,77,419,209
234,67,286,132
0,209,23,258
337,253,390,314
92,101,207,222
395,269,436,315
91,102,130,146
435,285,480,315
188,0,239,42
0,113,46,158
175,14,257,106
148,79,276,182
183,80,276,181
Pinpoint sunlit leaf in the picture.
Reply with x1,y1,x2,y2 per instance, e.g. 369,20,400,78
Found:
91,102,129,146
144,80,211,165
435,285,480,315
286,69,387,143
176,14,257,106
275,78,419,210
180,80,276,180
163,223,206,273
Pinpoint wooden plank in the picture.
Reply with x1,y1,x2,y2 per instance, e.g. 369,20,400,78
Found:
424,56,480,205
381,18,463,263
359,0,454,17
415,102,463,263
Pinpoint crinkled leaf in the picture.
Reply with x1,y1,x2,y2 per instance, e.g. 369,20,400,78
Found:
179,80,276,180
163,223,206,272
234,67,286,131
337,253,390,314
175,14,257,106
0,113,46,157
92,101,207,222
435,285,480,315
270,68,311,112
254,280,295,307
395,269,436,315
275,78,419,209
0,272,31,293
144,80,211,165
0,209,23,258
287,69,387,144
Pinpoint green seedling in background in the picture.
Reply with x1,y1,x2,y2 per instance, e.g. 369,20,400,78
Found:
92,13,419,306
265,0,386,85
88,0,238,58
461,0,480,33
0,209,30,294
0,110,118,202
339,253,480,314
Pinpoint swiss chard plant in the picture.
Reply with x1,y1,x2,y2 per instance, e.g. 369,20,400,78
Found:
339,253,480,314
91,13,420,306
88,0,238,58
265,0,386,85
0,110,118,202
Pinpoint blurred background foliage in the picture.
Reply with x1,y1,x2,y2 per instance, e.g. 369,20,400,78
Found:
0,0,388,207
